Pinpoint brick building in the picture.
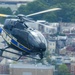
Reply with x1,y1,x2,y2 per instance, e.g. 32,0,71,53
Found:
9,64,55,75
0,64,9,75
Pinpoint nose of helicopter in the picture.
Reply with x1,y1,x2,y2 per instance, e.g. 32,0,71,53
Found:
38,42,46,59
39,42,46,52
28,29,47,53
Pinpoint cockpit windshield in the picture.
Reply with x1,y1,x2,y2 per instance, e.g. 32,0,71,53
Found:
14,21,28,29
4,19,28,30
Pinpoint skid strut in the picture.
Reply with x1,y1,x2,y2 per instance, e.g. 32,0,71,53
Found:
0,47,43,61
0,48,22,61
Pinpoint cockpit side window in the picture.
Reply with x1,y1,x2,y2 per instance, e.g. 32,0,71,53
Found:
4,19,13,30
14,22,23,29
4,19,28,30
14,21,28,30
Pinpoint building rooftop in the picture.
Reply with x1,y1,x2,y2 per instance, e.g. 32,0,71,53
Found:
10,64,55,69
0,0,34,2
0,0,34,4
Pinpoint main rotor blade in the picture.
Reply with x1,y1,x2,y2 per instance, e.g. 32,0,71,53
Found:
0,14,9,17
0,14,17,18
26,8,61,17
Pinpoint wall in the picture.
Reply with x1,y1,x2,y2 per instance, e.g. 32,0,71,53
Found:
9,64,54,75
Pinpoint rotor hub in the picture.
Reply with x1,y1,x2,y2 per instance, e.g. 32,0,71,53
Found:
17,14,25,22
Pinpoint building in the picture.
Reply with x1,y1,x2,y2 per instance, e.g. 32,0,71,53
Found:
0,0,34,3
0,64,9,75
71,62,75,75
47,40,56,54
0,0,34,11
59,47,66,55
60,23,75,35
9,64,55,75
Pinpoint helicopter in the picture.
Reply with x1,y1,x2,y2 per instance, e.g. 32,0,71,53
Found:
0,8,61,61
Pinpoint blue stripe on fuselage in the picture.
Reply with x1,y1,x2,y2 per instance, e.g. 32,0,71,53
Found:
1,28,31,53
0,28,2,34
11,39,31,53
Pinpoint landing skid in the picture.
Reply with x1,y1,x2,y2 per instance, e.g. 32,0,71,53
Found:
0,47,22,61
0,47,42,61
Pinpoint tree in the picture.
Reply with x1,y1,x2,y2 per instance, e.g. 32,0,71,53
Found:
0,7,12,24
58,64,71,75
0,7,12,14
16,0,75,22
16,1,48,14
16,0,50,20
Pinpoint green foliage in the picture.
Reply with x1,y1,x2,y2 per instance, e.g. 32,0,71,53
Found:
16,1,48,14
58,64,71,75
16,0,75,22
16,0,49,20
43,50,51,64
0,7,12,24
0,7,12,14
0,0,75,22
